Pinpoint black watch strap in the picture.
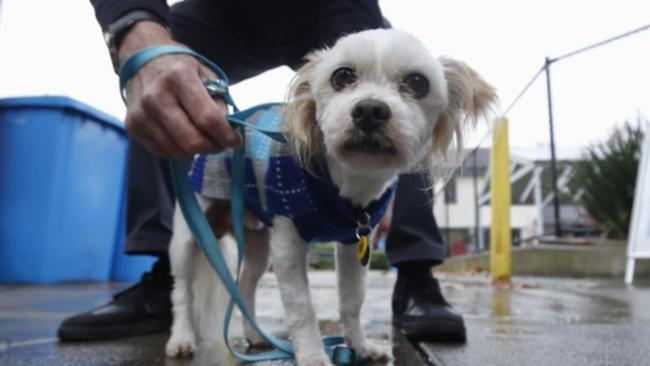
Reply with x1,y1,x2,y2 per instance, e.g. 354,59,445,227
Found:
103,10,167,73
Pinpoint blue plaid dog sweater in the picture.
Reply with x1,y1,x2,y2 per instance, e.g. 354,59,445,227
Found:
189,104,397,244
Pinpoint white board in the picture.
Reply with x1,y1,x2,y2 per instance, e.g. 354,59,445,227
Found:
625,126,650,284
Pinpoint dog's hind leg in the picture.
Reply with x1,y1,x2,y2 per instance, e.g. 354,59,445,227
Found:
336,242,393,363
166,201,202,358
239,226,271,347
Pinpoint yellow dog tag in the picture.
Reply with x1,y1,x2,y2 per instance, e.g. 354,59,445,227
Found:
357,235,370,266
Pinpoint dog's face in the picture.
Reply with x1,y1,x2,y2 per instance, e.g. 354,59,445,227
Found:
285,29,497,178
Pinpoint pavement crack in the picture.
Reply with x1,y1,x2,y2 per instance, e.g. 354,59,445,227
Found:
410,341,446,366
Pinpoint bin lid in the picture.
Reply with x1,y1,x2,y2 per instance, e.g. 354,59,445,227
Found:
0,95,124,131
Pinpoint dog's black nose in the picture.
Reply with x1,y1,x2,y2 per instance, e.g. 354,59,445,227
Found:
351,99,391,133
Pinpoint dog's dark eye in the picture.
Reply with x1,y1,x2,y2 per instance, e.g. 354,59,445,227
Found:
331,67,357,91
402,73,430,99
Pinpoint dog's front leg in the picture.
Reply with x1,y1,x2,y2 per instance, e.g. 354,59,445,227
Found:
270,217,332,366
336,243,393,363
166,200,202,357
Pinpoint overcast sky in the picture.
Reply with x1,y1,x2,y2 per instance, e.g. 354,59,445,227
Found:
0,1,648,160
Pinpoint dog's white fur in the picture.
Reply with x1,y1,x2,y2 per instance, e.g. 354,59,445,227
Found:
165,29,497,365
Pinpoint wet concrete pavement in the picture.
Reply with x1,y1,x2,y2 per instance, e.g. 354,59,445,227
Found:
423,274,650,365
1,271,649,365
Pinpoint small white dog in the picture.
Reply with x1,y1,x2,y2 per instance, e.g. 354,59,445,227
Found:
165,29,496,365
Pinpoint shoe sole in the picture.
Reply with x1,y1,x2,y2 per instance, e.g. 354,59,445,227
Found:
393,316,466,343
58,319,171,342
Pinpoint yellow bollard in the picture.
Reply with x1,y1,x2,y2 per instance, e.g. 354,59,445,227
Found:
490,117,512,284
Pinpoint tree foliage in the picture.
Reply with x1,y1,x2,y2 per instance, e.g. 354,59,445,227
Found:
570,117,646,239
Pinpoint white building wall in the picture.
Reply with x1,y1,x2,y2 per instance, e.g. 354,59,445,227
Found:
433,176,539,238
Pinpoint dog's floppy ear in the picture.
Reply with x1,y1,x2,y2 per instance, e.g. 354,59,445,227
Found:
430,57,497,161
283,50,328,170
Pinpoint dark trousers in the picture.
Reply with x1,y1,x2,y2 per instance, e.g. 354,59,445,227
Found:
123,0,447,267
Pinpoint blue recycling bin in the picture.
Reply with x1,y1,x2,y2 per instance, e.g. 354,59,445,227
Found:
0,96,130,283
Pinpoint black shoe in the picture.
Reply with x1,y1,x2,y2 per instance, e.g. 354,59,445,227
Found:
392,269,466,342
57,258,173,342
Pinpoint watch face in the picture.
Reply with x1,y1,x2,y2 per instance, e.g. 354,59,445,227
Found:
103,11,168,72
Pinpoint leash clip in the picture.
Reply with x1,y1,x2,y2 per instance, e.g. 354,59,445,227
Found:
203,78,229,98
332,345,358,366
355,212,372,238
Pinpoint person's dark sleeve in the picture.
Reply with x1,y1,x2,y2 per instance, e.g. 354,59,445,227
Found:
90,0,170,30
318,0,386,47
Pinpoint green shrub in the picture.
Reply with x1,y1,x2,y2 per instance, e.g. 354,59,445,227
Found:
310,243,335,269
308,243,391,270
570,118,646,239
369,250,390,270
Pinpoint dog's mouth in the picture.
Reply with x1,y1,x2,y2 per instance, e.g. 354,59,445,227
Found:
341,132,397,155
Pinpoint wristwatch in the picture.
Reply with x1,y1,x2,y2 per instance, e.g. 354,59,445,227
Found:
103,10,167,73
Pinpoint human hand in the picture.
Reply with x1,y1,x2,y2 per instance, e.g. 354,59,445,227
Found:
119,21,242,159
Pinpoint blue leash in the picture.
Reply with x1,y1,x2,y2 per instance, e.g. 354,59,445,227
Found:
119,45,364,365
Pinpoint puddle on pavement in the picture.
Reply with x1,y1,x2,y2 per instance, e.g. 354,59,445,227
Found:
461,283,633,329
491,288,512,318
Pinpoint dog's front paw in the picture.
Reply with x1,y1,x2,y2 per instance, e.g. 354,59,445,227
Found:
244,325,269,348
296,350,334,366
353,341,393,363
165,332,196,358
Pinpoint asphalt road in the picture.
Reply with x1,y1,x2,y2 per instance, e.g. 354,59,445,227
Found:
1,272,649,366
